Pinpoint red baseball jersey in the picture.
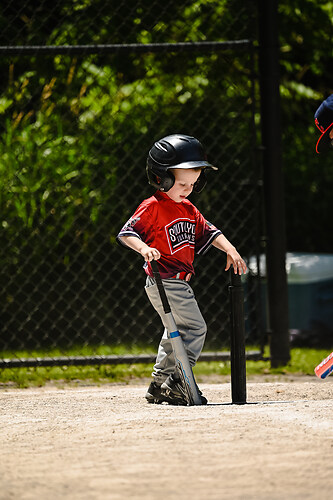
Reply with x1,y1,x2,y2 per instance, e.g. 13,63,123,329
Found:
117,191,222,278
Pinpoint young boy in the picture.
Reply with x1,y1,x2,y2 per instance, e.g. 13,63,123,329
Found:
117,134,247,405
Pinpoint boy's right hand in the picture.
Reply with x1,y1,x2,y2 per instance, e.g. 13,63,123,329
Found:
140,246,161,262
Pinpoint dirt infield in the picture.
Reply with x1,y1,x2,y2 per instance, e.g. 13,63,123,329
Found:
1,376,332,500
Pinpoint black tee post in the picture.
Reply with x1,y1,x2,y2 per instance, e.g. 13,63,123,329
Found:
229,272,247,404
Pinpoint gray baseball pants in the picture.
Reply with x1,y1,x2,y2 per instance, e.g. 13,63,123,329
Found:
145,276,207,385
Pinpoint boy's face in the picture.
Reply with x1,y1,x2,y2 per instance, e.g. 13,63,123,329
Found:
166,168,201,203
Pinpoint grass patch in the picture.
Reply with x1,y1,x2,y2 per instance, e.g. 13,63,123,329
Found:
194,348,329,379
0,344,157,359
0,363,155,389
0,347,329,388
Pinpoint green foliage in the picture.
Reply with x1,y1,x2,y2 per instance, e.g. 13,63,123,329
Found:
0,41,252,261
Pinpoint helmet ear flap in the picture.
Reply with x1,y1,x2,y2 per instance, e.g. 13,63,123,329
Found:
193,170,207,193
159,171,175,192
146,164,175,192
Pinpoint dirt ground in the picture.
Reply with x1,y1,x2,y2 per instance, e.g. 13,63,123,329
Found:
0,376,332,500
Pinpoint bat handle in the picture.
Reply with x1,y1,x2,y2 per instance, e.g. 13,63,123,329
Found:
150,260,171,314
150,259,161,282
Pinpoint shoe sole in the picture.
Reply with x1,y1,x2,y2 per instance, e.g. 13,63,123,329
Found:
146,394,164,404
161,383,208,406
145,387,166,405
146,397,163,404
145,387,207,406
160,387,188,406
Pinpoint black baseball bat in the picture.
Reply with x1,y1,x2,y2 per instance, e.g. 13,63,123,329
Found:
151,260,202,405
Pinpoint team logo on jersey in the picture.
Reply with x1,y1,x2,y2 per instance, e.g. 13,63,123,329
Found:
165,218,196,254
123,217,140,230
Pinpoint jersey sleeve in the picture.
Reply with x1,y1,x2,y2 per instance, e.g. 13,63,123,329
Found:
117,202,155,248
195,210,222,255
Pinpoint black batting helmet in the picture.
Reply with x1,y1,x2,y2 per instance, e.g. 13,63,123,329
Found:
146,134,218,193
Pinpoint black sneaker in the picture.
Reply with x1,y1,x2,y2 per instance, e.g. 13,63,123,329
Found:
160,374,189,406
145,381,165,404
161,374,208,406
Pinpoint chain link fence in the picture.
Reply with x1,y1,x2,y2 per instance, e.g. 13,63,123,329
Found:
0,0,264,370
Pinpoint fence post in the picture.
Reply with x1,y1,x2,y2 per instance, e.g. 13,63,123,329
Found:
229,272,247,404
257,0,290,367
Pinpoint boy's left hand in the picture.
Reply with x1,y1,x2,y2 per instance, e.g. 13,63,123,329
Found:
225,250,247,275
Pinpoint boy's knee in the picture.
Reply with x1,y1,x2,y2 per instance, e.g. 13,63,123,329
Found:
192,318,207,337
